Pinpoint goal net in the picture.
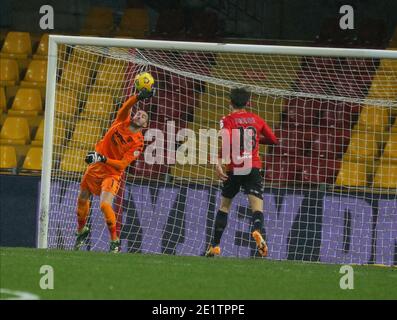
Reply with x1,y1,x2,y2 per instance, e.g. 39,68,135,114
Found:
40,36,397,266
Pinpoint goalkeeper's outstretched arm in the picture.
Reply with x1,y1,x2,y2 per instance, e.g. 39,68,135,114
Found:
116,89,155,123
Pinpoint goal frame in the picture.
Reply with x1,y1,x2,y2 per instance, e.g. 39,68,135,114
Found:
38,34,397,249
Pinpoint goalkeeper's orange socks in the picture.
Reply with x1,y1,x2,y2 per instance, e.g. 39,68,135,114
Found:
77,198,90,232
100,202,118,241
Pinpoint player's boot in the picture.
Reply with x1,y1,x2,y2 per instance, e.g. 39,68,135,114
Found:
205,245,221,257
252,230,268,257
109,239,121,253
74,226,90,250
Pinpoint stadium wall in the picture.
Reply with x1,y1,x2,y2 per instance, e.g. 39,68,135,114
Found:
0,175,39,247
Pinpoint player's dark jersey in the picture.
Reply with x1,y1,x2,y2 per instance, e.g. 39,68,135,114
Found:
220,110,278,171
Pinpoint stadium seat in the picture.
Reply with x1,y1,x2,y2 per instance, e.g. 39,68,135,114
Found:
8,88,42,116
69,119,103,150
80,91,115,121
0,116,30,144
21,147,42,173
0,32,32,70
68,45,100,70
59,60,92,91
94,60,128,95
309,128,351,160
335,161,370,187
60,148,88,173
0,86,6,113
32,118,44,146
0,58,19,86
284,103,318,128
81,7,114,36
382,133,397,161
129,160,169,180
301,158,341,184
356,105,390,132
154,8,185,38
1,31,32,56
373,161,397,188
55,90,79,122
20,60,47,99
33,34,49,59
368,73,397,100
170,164,216,181
118,8,150,38
264,155,303,186
272,128,309,157
0,145,17,173
343,131,378,162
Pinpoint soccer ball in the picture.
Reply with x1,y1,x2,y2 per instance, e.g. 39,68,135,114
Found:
134,72,155,92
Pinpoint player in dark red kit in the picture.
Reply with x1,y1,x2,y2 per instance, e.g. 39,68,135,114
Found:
206,87,278,257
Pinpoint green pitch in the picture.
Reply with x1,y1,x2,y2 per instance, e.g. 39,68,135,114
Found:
1,247,396,300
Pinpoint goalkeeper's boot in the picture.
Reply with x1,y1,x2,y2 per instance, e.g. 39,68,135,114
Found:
252,230,268,257
109,239,121,253
74,226,90,250
205,245,220,257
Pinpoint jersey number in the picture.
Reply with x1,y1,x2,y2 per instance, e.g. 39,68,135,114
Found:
238,126,257,152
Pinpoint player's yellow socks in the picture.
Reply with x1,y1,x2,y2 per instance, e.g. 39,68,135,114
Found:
100,202,118,241
77,198,90,232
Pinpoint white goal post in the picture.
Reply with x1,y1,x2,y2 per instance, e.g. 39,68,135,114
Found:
39,35,397,265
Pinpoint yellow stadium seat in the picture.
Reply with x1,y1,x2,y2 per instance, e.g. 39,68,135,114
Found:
1,32,32,56
94,60,127,95
68,45,100,70
32,118,44,146
0,116,30,144
0,32,32,70
335,161,369,187
60,148,89,173
392,122,397,133
21,147,42,172
8,88,42,116
60,61,92,91
171,164,217,181
373,161,397,189
356,105,390,132
368,73,397,100
343,131,378,161
0,58,19,86
80,91,115,121
81,7,114,35
69,119,103,150
382,133,397,160
379,58,397,72
20,60,47,99
0,86,6,113
55,89,79,121
118,8,149,38
53,118,67,152
0,145,17,173
33,34,49,59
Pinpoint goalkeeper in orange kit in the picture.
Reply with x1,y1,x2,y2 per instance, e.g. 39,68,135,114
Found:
74,88,154,253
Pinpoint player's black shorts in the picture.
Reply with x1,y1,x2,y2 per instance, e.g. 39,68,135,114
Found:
221,168,264,200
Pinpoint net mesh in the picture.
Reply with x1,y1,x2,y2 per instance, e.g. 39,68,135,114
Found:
46,42,397,265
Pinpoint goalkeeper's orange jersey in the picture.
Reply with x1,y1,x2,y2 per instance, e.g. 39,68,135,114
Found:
95,95,144,176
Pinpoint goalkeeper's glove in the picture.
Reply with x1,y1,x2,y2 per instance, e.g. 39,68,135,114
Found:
137,88,155,101
85,151,107,164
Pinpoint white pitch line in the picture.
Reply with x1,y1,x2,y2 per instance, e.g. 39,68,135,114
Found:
0,288,40,300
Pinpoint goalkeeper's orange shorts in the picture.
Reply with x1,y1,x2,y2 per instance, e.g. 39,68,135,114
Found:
80,163,121,196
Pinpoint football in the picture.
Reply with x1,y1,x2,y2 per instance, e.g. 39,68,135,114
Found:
134,72,155,92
